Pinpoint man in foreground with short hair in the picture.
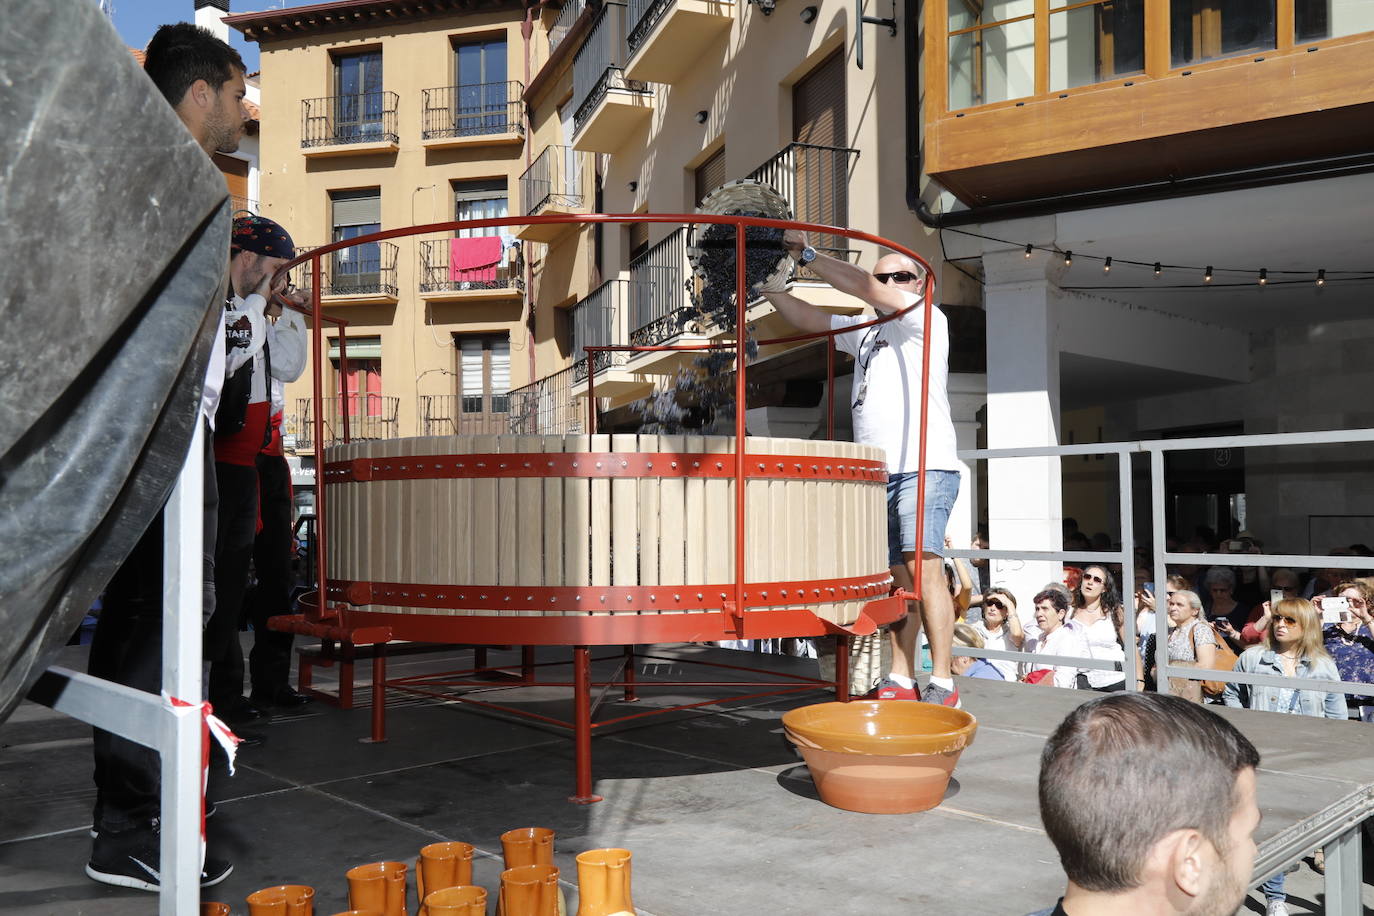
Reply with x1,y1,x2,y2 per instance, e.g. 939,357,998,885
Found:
1026,693,1263,916
86,22,249,892
762,232,962,707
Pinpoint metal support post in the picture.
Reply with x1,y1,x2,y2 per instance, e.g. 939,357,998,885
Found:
569,646,602,804
1117,448,1138,689
835,634,851,702
622,645,638,701
161,423,206,915
1324,824,1363,914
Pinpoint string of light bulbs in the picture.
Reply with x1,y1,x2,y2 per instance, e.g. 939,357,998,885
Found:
937,226,1372,290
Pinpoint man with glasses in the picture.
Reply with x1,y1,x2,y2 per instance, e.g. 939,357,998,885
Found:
762,231,963,707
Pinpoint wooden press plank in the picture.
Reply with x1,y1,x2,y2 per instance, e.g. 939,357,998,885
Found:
563,434,591,591
703,435,734,590
469,435,499,586
743,437,771,584
637,433,660,593
451,435,473,615
611,433,639,590
684,435,708,587
588,433,611,589
656,434,686,587
542,434,564,595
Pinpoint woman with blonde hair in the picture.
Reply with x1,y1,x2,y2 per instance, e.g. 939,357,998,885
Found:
1223,597,1344,915
952,623,1004,680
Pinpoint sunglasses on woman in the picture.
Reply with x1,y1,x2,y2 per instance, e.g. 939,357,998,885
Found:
985,599,1006,611
873,271,920,285
1082,573,1105,584
1274,615,1302,626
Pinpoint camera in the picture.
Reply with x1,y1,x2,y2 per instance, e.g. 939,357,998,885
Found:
1320,596,1351,625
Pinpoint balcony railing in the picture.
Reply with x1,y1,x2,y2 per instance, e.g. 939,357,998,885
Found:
508,364,586,434
229,195,259,215
291,395,400,449
301,91,399,149
549,0,588,55
521,145,590,215
626,0,671,54
290,242,400,299
418,394,512,435
747,143,860,279
420,81,524,140
570,279,629,381
628,228,694,347
572,5,650,133
418,239,524,294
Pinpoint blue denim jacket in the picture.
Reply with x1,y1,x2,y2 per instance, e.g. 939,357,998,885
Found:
1221,646,1346,719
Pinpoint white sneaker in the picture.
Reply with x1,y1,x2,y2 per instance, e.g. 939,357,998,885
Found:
1265,899,1289,916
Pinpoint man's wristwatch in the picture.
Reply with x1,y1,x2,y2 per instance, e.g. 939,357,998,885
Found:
797,245,817,265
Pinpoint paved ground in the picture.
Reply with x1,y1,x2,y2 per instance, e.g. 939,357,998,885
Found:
1,641,1371,914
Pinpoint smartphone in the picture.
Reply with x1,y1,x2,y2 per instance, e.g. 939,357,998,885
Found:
1270,588,1284,608
1228,539,1245,551
1321,596,1351,625
1142,582,1154,595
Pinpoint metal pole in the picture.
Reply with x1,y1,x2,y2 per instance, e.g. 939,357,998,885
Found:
733,218,748,633
587,351,597,434
622,644,637,701
1118,448,1138,689
1150,449,1171,694
569,646,602,803
835,634,851,702
1324,824,1363,913
310,254,328,620
160,424,205,915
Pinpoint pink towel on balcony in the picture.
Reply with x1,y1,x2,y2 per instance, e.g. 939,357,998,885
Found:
450,236,503,283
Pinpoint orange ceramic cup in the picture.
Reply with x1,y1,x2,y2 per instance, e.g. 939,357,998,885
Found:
346,861,408,916
500,826,555,869
246,883,316,916
201,905,232,916
420,885,488,916
416,841,474,898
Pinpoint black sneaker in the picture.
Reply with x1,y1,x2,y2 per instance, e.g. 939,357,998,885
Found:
86,821,232,891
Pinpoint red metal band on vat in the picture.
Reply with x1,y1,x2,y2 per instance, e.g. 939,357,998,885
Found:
325,573,895,612
321,452,889,484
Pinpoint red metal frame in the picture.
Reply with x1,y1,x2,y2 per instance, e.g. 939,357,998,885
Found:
273,212,936,802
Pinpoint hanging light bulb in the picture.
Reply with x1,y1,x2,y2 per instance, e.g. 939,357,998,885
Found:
1204,266,1213,283
1153,262,1162,277
1316,269,1326,287
1258,268,1268,286
1103,256,1112,273
1024,243,1033,258
1064,250,1073,267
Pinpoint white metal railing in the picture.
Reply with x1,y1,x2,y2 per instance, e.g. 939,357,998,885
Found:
951,426,1374,906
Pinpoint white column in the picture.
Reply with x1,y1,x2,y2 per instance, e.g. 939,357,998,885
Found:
946,372,986,550
983,248,1065,611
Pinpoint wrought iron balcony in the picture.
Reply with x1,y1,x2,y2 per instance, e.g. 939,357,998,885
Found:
747,142,860,279
572,4,651,138
418,239,524,296
549,0,589,55
521,145,591,216
628,228,695,347
570,279,629,382
625,0,733,83
291,395,399,450
420,81,525,142
229,195,258,215
301,91,399,150
290,242,400,301
508,364,586,435
417,394,513,436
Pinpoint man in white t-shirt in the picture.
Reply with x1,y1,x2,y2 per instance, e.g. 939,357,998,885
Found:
762,231,963,708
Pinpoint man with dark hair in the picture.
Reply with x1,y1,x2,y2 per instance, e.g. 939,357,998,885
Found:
143,22,248,156
85,22,248,892
1026,693,1262,916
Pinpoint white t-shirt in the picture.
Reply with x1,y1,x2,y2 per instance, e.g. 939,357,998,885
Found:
972,622,1017,681
1026,622,1091,689
831,291,959,473
1069,612,1126,688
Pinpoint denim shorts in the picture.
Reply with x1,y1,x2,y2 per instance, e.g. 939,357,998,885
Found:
887,469,961,567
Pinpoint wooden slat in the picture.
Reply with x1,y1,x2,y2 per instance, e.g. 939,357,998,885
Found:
657,434,686,587
469,434,499,587
542,434,565,592
611,433,639,590
513,435,545,615
452,435,473,615
637,433,661,592
684,436,708,587
588,433,611,589
563,434,591,591
702,436,733,592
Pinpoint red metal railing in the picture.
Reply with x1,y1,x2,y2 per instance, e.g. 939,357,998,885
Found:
274,212,936,644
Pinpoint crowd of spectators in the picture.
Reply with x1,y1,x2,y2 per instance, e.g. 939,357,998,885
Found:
946,525,1374,725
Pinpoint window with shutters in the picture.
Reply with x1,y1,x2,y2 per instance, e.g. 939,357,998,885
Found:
694,147,726,206
791,52,847,256
627,220,649,262
454,178,509,235
329,336,383,418
330,189,381,292
457,334,511,415
454,38,510,133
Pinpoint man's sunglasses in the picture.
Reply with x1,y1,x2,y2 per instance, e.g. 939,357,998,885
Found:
873,271,921,285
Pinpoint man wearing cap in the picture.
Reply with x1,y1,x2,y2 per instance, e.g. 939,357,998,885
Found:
206,216,308,724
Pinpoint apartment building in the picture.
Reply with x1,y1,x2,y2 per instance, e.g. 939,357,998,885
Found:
227,0,536,456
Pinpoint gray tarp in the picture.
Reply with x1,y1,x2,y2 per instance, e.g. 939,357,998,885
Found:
0,0,231,723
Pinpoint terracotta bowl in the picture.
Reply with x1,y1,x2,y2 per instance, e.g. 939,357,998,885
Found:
782,700,977,814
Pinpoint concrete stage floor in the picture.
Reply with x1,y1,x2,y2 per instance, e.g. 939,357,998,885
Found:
2,641,1373,914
